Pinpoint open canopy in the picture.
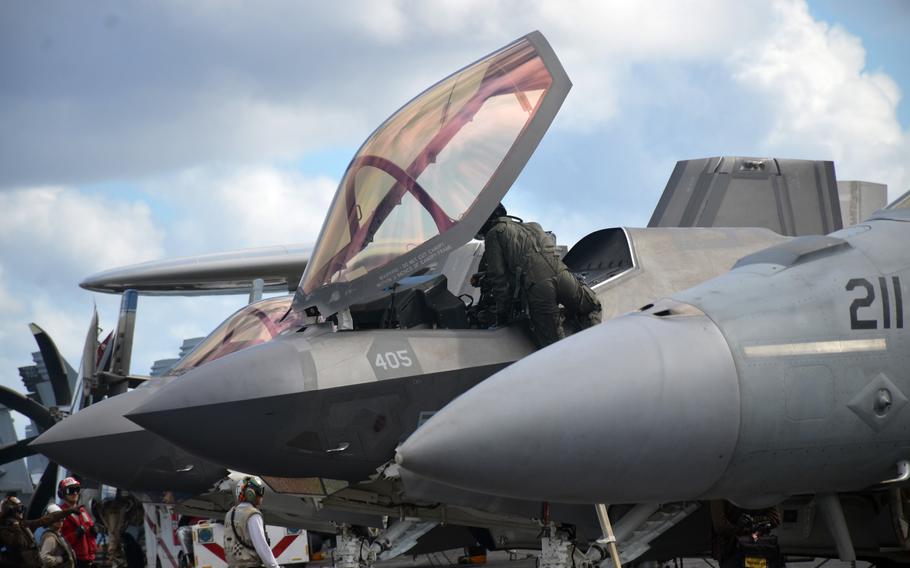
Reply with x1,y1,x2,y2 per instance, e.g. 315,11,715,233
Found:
294,31,570,316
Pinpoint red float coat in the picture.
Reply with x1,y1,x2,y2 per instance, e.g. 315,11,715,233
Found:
59,502,96,562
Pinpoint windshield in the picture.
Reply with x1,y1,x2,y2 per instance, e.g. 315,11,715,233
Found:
297,33,565,314
169,296,303,375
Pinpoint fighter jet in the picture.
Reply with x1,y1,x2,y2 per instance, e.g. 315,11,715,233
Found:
27,29,890,563
396,190,910,561
124,31,843,480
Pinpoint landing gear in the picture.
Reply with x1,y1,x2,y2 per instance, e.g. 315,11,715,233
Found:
333,521,438,568
890,487,910,550
334,526,362,568
540,526,575,568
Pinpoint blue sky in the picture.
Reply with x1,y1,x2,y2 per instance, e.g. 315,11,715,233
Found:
0,0,908,435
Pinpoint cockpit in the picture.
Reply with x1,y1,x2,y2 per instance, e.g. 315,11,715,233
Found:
165,33,573,374
295,33,567,317
168,296,304,376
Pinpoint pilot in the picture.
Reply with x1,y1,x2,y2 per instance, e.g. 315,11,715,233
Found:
223,476,280,568
39,504,77,568
0,495,75,568
475,203,602,347
57,477,97,568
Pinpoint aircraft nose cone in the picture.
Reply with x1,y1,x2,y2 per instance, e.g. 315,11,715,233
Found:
31,387,225,492
396,311,740,504
127,338,311,476
32,387,146,452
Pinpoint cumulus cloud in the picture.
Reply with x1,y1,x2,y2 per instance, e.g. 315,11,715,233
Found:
147,165,337,254
0,0,777,188
0,266,21,316
729,0,909,199
0,187,165,291
0,188,165,396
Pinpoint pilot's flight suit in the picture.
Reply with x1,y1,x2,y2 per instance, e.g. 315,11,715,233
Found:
482,216,601,347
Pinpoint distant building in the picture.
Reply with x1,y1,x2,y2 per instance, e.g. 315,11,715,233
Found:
149,358,180,377
150,337,204,377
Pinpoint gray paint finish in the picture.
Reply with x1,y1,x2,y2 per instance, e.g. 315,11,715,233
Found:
677,216,910,501
397,311,741,503
30,383,227,492
648,157,842,236
395,214,910,506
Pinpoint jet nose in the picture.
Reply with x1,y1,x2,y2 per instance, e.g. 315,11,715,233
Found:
31,387,225,492
32,387,146,452
127,338,311,476
396,309,740,504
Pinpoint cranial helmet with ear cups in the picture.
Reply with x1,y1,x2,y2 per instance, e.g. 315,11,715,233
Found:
237,476,265,503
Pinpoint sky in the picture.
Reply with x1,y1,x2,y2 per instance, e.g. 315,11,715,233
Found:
0,0,908,434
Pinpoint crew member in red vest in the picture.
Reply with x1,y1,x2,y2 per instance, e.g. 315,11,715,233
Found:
57,477,97,568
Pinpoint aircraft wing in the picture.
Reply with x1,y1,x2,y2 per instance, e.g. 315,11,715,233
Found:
648,156,842,236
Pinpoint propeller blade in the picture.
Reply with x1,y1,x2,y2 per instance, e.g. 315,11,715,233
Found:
76,308,100,410
0,436,39,465
0,385,55,432
26,461,59,520
107,290,138,396
28,323,74,407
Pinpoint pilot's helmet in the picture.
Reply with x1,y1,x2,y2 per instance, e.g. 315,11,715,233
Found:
476,203,509,239
236,476,266,504
58,476,81,499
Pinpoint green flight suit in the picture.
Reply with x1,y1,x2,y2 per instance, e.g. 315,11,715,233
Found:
482,216,602,347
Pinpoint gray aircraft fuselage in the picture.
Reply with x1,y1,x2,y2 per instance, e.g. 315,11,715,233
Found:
30,380,228,494
127,227,785,481
396,207,910,507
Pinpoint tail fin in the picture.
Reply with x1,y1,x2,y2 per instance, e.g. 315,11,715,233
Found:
648,156,842,236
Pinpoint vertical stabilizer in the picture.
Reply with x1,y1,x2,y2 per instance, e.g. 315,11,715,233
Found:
648,157,841,236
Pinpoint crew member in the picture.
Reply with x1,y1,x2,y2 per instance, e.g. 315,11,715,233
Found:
475,204,602,347
711,501,781,568
223,476,280,568
39,504,76,568
0,495,74,568
57,477,97,568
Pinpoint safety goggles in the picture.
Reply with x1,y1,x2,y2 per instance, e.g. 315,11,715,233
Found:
65,486,82,495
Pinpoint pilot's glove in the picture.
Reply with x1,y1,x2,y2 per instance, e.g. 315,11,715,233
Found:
470,272,484,287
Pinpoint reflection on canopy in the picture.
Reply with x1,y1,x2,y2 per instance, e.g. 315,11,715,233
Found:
169,296,303,375
299,36,554,299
